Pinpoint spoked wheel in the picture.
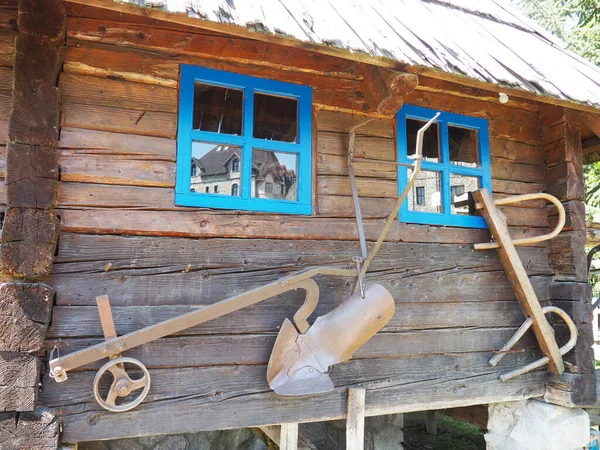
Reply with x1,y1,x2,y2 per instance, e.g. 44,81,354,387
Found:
93,357,151,412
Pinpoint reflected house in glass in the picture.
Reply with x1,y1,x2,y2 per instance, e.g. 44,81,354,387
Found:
191,145,297,200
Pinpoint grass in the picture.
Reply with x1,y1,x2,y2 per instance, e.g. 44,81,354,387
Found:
403,414,486,450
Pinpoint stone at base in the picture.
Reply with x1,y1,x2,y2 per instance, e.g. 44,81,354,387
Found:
485,399,589,450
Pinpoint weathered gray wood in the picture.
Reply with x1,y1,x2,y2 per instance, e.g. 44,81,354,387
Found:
0,283,53,352
545,373,598,408
280,423,298,450
425,410,437,436
0,352,39,411
346,388,366,450
47,300,540,338
0,208,59,278
0,407,59,450
45,327,537,371
45,351,547,442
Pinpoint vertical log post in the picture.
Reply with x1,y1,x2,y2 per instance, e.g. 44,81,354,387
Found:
0,0,65,447
541,105,597,407
346,388,366,450
280,423,299,450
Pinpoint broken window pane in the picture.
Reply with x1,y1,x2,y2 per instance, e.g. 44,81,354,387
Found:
406,118,440,162
408,169,443,213
449,125,479,168
193,83,243,135
190,141,242,197
450,174,480,215
252,150,298,200
253,93,298,142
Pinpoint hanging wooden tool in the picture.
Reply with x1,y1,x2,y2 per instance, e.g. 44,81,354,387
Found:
472,188,578,379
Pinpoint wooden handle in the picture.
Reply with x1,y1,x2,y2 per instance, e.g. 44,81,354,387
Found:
474,193,565,250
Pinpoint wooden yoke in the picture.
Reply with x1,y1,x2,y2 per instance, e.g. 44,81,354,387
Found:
472,188,564,374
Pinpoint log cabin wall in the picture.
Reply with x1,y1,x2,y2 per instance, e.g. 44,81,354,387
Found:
22,5,565,443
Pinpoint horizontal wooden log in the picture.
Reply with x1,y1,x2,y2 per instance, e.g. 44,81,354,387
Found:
489,137,543,165
0,10,18,32
47,326,538,371
0,408,58,450
44,351,546,442
317,131,395,161
55,207,552,247
0,282,53,352
545,373,597,408
0,32,16,68
317,111,394,138
545,162,584,202
404,88,539,128
0,87,9,119
58,183,175,209
47,299,537,338
58,126,175,158
14,34,62,86
317,175,397,198
492,179,542,196
61,101,177,138
0,208,59,278
5,143,58,208
548,200,585,232
491,159,544,183
52,233,552,275
59,152,176,188
49,268,552,307
59,72,178,113
317,153,396,179
0,352,39,411
0,119,7,144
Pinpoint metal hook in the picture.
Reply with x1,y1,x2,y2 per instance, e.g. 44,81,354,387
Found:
489,306,577,381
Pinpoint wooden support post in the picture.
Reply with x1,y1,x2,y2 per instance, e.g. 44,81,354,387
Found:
280,423,299,450
346,388,366,450
425,410,437,436
541,105,597,407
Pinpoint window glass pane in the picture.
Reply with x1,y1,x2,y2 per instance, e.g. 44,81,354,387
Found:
252,149,297,200
450,174,480,215
406,118,440,162
193,83,243,135
408,169,443,213
449,126,478,168
190,141,242,197
253,93,298,142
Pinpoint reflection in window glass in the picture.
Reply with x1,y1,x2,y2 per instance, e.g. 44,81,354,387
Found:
408,170,442,213
449,126,478,167
252,150,297,200
406,118,440,162
193,83,243,135
253,93,298,142
450,174,480,215
190,141,242,196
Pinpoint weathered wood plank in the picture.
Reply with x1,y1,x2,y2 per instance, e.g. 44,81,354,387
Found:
281,423,299,450
318,153,396,179
56,208,496,243
0,408,59,450
0,283,53,352
492,179,542,196
0,352,39,411
61,101,177,138
47,299,538,338
58,126,176,158
317,132,395,161
58,183,175,209
0,32,16,68
59,153,176,188
59,72,178,113
489,137,543,165
347,388,366,450
44,351,547,442
491,159,544,183
317,111,394,138
49,268,551,307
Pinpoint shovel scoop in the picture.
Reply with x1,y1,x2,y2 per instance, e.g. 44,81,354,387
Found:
267,283,395,396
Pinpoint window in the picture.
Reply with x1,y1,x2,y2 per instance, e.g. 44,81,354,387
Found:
397,105,491,228
176,65,313,214
415,186,425,206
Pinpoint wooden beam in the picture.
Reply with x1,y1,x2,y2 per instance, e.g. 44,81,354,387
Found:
347,388,366,450
62,0,600,116
280,423,298,450
472,188,564,374
425,410,437,436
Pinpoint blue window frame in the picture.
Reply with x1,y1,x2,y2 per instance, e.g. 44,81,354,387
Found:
397,105,491,228
176,65,313,214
